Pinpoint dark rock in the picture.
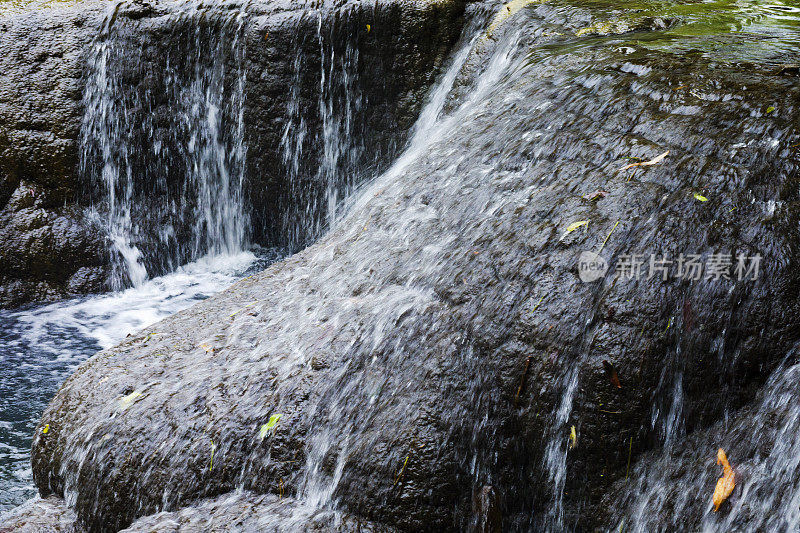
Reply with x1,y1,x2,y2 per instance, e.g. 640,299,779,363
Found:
0,2,108,307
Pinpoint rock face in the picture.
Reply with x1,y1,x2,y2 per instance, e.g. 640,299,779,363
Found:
0,0,466,307
0,1,108,307
0,496,79,533
27,2,800,532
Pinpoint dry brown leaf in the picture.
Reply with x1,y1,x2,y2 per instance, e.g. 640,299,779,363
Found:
620,150,669,171
602,360,622,389
583,190,608,201
712,448,735,512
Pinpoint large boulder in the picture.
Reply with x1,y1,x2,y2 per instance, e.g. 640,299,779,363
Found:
0,0,466,307
28,2,800,531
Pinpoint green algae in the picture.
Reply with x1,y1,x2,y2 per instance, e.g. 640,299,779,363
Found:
0,0,109,16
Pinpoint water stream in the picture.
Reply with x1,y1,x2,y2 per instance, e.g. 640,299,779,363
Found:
280,8,367,251
80,1,250,289
2,0,800,528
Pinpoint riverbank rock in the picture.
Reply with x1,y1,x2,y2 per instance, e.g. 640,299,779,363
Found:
0,1,108,307
0,0,466,307
0,496,79,533
27,2,800,531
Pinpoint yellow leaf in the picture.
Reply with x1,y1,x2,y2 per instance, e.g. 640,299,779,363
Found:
569,425,577,449
209,440,216,471
259,413,283,440
394,454,410,486
693,193,708,202
42,424,49,434
119,391,142,410
712,448,735,511
766,106,775,114
560,220,589,241
620,150,669,171
366,24,371,33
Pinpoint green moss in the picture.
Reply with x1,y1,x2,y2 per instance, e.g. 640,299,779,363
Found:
568,0,800,61
0,0,109,17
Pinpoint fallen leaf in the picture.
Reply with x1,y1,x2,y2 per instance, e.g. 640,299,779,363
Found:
620,150,669,171
199,343,214,353
583,190,608,201
42,424,49,434
259,413,283,440
693,193,708,202
229,302,257,318
366,24,371,33
598,219,620,253
119,391,142,410
569,425,578,449
766,106,776,114
560,220,590,241
602,360,622,389
712,448,735,511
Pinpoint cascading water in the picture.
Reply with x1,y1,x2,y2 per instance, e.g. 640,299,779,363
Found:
289,34,481,516
80,1,250,289
0,0,261,511
280,7,367,251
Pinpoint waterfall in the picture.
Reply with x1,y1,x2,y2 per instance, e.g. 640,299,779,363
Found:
280,8,365,251
80,1,249,289
291,30,478,515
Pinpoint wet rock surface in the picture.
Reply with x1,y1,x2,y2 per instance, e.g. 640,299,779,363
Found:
0,496,80,532
0,0,466,307
0,1,108,306
25,3,800,531
120,492,398,532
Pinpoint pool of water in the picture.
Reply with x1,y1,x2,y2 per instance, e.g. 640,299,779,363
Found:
0,251,278,511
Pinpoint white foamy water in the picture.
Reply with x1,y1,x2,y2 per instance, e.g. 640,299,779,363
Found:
0,251,270,510
21,252,259,350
